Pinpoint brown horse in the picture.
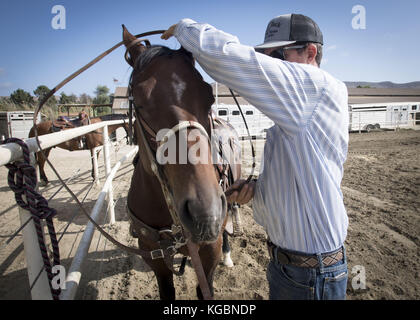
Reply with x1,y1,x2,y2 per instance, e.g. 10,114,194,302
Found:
123,26,241,300
29,112,129,185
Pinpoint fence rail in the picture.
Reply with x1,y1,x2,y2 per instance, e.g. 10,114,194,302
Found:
59,145,138,300
0,119,125,167
0,119,137,300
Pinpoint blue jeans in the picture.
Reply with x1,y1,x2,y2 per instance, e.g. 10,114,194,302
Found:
266,246,348,300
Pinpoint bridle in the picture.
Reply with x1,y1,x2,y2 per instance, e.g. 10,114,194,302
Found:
127,43,224,299
129,94,212,230
128,55,225,228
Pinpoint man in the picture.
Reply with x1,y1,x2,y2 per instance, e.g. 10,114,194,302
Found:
162,13,349,300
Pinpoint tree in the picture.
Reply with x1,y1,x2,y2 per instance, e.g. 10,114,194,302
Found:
33,85,50,99
34,85,57,106
93,85,111,115
93,85,111,105
69,94,78,104
93,94,110,105
79,93,92,104
59,92,72,105
10,89,34,105
94,85,110,97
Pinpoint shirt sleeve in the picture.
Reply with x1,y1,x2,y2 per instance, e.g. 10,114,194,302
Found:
174,18,327,136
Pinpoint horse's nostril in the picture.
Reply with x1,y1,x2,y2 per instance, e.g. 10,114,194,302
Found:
180,197,223,243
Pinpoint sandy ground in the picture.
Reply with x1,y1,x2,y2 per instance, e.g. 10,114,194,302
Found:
0,129,419,300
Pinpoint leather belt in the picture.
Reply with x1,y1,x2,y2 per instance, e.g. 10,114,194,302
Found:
267,240,344,268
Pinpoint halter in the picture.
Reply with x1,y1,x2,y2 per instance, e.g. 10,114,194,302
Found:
128,91,212,230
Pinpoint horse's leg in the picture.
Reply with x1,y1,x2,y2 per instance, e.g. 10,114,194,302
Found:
37,148,52,185
90,147,100,180
222,230,234,268
196,237,223,299
143,257,176,300
155,268,175,300
138,240,175,300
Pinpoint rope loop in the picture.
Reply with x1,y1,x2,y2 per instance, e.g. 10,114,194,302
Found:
2,138,61,300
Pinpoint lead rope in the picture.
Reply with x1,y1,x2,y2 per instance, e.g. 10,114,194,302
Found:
2,138,61,300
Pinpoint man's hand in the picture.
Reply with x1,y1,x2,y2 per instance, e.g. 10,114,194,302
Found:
225,179,256,205
161,24,178,40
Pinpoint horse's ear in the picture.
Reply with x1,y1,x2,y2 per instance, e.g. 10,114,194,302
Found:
122,24,146,67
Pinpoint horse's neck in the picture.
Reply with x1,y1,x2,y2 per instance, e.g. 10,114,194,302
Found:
128,159,173,227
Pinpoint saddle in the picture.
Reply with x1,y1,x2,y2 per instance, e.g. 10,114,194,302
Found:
52,111,90,133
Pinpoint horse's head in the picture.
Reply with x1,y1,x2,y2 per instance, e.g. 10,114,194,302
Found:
78,110,90,125
123,26,226,244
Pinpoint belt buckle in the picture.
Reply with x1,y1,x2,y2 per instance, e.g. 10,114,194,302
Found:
267,241,291,265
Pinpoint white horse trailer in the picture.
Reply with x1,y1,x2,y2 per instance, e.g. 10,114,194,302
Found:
0,111,41,141
348,102,420,132
212,104,274,139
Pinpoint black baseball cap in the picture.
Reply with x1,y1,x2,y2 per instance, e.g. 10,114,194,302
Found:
255,14,323,49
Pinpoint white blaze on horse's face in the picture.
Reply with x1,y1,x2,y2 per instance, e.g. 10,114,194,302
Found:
171,73,187,104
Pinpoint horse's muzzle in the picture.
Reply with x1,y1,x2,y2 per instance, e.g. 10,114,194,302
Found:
180,194,226,243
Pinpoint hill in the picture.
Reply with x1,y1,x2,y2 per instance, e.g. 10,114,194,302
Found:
344,81,420,89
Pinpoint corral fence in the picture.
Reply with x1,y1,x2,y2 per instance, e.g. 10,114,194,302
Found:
0,119,138,300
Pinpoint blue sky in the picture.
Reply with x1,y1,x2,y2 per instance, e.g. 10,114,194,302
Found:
0,0,419,97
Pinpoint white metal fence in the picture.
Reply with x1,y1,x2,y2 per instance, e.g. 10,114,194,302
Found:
0,119,137,300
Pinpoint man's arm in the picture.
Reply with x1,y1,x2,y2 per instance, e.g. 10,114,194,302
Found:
162,19,326,136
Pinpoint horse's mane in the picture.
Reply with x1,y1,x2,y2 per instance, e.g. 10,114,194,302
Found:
135,45,193,72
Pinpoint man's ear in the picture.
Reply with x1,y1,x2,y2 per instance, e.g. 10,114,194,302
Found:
306,43,318,65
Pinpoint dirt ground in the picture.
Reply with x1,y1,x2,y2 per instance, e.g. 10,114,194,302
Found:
0,129,419,300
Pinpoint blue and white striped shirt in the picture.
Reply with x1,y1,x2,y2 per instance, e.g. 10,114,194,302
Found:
175,19,349,254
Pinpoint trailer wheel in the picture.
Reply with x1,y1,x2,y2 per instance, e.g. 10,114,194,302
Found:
374,123,380,129
366,124,374,133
